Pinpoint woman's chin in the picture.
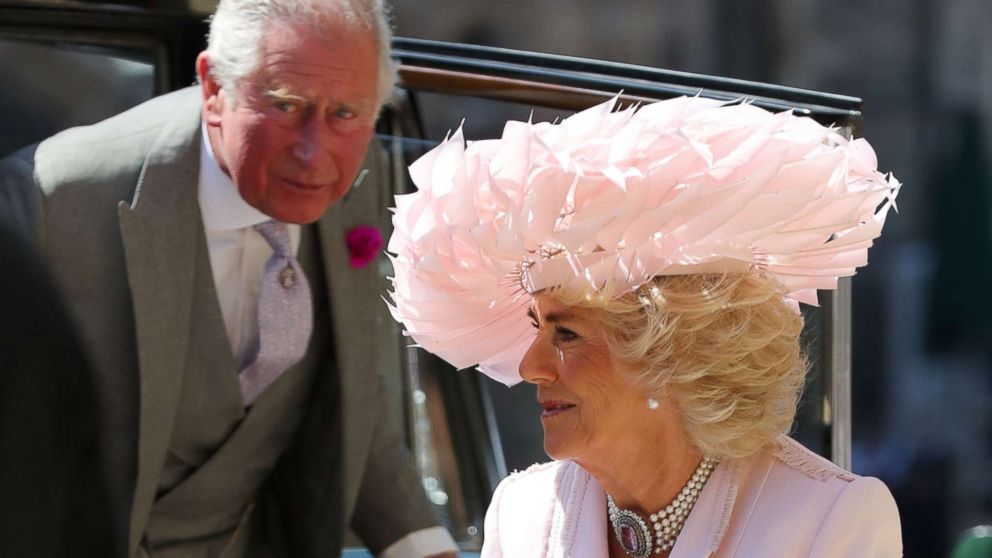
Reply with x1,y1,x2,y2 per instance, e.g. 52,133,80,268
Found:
542,435,575,460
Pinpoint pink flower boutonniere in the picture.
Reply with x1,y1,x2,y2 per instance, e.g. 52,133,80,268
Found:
345,225,383,269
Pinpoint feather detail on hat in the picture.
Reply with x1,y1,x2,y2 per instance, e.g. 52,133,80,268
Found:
387,96,900,385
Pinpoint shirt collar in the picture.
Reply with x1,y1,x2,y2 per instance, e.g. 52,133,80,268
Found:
198,123,272,232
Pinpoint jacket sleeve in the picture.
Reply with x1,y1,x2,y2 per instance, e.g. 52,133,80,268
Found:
808,476,903,557
0,145,42,242
349,397,448,555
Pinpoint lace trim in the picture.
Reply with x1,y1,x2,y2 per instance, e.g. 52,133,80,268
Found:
709,460,741,551
548,461,590,558
561,464,590,556
508,460,558,477
774,436,856,482
543,462,562,558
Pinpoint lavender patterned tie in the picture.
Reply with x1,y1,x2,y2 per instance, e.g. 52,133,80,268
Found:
239,221,313,406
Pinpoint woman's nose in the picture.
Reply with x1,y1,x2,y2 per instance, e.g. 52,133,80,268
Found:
519,335,558,385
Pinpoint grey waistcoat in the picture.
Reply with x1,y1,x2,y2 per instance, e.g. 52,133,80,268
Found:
141,226,330,558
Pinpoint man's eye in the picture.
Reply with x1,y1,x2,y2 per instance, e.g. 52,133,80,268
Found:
274,101,298,113
334,107,356,120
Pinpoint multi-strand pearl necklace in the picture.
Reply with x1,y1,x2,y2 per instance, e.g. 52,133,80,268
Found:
607,457,719,557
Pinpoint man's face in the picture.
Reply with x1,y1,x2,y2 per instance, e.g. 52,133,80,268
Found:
199,20,380,224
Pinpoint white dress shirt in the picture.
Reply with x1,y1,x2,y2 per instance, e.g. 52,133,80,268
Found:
197,125,301,369
197,126,459,558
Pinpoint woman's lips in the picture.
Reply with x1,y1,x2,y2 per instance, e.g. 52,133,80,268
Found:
540,400,576,418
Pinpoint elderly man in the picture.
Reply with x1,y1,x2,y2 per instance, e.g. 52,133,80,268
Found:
0,0,458,557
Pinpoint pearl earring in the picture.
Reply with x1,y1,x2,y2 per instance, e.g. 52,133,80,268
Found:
647,398,660,410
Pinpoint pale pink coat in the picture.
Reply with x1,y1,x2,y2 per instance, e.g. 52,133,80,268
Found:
481,436,902,557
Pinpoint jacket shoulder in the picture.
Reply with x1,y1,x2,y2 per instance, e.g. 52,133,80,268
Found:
805,474,902,556
483,461,567,558
730,437,901,556
491,460,562,503
35,87,201,201
507,460,562,480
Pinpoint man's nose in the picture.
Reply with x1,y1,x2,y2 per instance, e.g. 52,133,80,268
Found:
519,335,558,385
292,116,335,169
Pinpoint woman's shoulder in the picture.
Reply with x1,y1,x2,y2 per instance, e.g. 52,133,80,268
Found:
490,460,573,506
728,436,902,556
484,460,608,558
756,435,897,508
503,460,566,482
483,461,574,558
494,459,601,502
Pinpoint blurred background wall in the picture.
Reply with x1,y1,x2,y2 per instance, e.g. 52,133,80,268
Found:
388,1,992,555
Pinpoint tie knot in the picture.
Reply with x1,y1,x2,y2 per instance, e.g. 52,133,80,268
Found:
254,221,292,257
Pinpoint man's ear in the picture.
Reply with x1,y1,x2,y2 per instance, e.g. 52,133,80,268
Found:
196,52,224,126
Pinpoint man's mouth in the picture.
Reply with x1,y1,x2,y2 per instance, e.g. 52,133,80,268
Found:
281,178,328,191
540,400,576,418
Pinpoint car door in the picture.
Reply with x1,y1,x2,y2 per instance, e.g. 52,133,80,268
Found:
0,2,206,157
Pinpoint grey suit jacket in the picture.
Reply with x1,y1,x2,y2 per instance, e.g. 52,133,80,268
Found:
0,87,439,557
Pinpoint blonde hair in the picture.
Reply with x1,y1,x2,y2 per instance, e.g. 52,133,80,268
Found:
552,272,807,460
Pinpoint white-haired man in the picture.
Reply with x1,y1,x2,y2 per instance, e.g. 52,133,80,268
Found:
0,1,458,557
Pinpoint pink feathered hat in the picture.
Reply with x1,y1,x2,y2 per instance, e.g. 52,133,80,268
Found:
387,96,899,385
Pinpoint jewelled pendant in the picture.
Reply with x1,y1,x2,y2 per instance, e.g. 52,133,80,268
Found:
280,265,296,289
610,507,652,558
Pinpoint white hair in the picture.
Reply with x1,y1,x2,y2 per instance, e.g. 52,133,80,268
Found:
205,0,398,107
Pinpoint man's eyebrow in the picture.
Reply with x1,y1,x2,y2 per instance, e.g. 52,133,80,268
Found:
262,87,307,102
262,87,375,118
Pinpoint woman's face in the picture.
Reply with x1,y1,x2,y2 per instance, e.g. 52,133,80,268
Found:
520,294,657,463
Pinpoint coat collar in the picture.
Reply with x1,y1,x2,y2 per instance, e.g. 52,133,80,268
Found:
116,88,204,557
313,146,386,514
551,457,753,558
669,459,750,558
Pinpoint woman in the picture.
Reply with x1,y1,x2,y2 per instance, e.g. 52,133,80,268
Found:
388,96,902,557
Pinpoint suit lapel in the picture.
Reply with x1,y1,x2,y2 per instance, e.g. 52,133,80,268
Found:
116,89,203,557
670,458,749,558
315,197,379,512
312,140,399,518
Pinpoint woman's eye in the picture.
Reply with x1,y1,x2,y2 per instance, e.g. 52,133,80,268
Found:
530,320,540,329
554,326,579,342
